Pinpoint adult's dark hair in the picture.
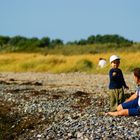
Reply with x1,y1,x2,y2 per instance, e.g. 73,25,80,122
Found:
134,68,140,79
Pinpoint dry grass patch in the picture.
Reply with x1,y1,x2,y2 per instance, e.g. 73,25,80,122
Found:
0,52,139,73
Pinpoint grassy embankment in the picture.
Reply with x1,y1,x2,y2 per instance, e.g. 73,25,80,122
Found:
0,52,139,74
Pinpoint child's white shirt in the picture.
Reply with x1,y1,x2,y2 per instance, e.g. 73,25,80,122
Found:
98,60,106,68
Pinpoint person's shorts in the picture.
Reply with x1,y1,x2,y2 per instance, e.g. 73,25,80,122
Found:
122,97,140,116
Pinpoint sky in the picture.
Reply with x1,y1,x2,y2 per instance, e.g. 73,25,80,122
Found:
0,0,140,43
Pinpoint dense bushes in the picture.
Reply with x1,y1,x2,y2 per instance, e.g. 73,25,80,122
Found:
0,34,135,53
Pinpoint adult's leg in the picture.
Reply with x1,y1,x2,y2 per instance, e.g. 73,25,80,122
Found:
117,104,123,111
122,97,138,109
108,109,129,116
109,98,139,116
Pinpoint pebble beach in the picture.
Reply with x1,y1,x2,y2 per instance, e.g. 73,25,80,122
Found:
0,72,139,140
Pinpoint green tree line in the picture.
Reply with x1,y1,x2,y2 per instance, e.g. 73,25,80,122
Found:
67,34,133,46
0,34,133,49
0,35,63,49
1,34,139,54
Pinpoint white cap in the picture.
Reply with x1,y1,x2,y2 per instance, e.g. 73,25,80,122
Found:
110,55,120,63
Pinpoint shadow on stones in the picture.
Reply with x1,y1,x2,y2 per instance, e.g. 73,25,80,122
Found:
71,91,92,111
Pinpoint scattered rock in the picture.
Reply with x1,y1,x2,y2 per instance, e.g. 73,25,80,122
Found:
0,72,139,139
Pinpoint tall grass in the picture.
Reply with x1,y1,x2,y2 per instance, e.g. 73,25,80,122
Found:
41,43,140,55
0,52,139,74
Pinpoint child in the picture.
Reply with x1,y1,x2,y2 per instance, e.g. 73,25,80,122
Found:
108,55,129,111
98,58,107,68
107,68,140,116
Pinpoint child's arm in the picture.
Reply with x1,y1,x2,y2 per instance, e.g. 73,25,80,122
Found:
125,93,137,102
120,70,129,89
